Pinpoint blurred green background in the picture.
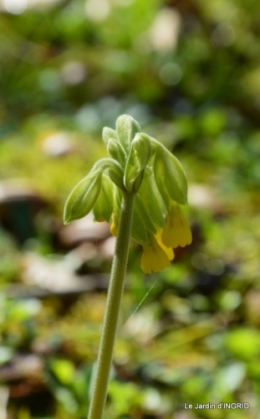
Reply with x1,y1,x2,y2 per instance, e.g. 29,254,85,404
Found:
0,0,260,418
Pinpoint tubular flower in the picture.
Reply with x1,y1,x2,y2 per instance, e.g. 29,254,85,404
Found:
155,230,174,260
64,114,192,274
141,234,174,274
162,202,192,248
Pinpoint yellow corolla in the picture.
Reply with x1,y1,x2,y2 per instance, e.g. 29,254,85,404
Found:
141,233,174,274
162,202,192,248
110,215,118,237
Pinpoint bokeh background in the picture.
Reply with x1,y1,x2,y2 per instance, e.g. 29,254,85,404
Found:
1,0,260,418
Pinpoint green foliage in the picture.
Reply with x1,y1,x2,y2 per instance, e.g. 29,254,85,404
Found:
0,229,19,282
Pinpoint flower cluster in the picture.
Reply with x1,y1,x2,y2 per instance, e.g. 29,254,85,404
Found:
64,115,192,274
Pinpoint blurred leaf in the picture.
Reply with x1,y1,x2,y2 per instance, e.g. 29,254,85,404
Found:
50,358,75,385
225,328,260,360
214,362,246,394
199,108,227,137
108,380,143,415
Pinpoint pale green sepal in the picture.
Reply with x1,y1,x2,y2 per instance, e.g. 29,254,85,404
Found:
124,133,154,192
116,114,140,152
134,193,157,236
92,157,121,172
105,165,125,190
63,170,102,224
113,183,122,215
107,138,126,166
131,172,144,193
138,168,165,229
131,203,149,245
153,144,188,205
93,158,125,190
93,175,114,222
102,127,118,146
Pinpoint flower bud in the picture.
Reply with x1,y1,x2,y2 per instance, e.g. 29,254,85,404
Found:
93,175,114,222
116,114,140,152
93,158,125,190
102,127,118,146
134,193,157,238
63,169,102,224
153,144,188,206
137,168,165,229
124,133,154,192
107,138,126,166
106,165,124,190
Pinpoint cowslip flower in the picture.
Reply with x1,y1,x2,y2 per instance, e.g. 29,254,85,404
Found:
64,114,192,274
162,202,192,249
141,232,174,274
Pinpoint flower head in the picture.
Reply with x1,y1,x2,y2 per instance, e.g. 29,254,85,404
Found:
64,114,192,274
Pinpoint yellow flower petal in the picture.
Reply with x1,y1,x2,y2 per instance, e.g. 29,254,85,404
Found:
141,236,174,274
110,215,118,236
155,230,174,261
162,203,192,248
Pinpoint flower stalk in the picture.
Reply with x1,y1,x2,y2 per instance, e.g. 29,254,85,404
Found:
87,191,135,419
63,114,192,418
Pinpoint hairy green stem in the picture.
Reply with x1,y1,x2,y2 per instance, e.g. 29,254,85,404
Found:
88,191,135,419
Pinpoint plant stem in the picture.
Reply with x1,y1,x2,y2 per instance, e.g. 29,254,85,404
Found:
88,191,135,419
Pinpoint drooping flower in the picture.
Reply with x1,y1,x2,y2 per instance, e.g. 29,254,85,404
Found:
162,202,192,248
64,114,192,274
141,233,174,274
155,230,174,260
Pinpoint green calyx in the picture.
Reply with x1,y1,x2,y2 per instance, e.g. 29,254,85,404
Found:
116,114,141,152
63,115,189,249
152,140,188,206
124,133,155,193
92,174,114,222
64,169,102,225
